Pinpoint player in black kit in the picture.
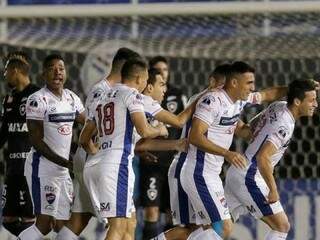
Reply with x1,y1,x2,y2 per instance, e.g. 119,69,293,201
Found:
140,56,187,239
0,52,39,236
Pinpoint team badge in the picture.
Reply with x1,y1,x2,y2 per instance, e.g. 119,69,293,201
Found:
167,101,178,113
46,193,56,204
147,189,158,201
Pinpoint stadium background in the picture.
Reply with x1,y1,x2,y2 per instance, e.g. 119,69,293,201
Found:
0,0,320,239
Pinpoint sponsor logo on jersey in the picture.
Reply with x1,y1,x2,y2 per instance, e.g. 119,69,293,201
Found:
219,114,240,126
57,124,72,135
9,152,29,159
44,185,57,193
49,112,76,122
100,202,110,212
8,122,28,132
219,197,228,208
278,126,288,138
46,193,56,204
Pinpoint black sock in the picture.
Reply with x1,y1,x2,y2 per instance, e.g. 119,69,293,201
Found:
143,221,160,240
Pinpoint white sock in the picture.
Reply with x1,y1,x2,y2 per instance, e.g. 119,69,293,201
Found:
17,224,44,240
56,226,79,240
187,227,204,240
151,232,167,240
191,228,222,240
265,230,288,240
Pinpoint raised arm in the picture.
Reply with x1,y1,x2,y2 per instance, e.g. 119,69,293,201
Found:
259,86,287,103
27,119,71,169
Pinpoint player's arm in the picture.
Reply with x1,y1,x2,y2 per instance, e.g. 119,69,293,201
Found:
75,111,86,125
27,119,71,169
131,111,168,139
234,119,252,142
79,119,99,155
259,86,287,103
135,138,188,153
189,117,246,169
256,141,279,203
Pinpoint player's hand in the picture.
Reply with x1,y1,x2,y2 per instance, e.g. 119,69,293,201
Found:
266,189,279,204
158,123,169,138
175,138,189,152
138,151,158,164
224,150,247,169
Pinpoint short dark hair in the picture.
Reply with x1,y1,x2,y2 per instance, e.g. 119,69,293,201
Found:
147,68,162,85
43,54,64,69
287,79,316,105
121,58,148,82
5,51,30,75
209,63,232,79
112,47,141,67
149,56,168,68
227,61,255,81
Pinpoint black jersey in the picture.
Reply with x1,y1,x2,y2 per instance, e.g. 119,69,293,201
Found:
153,84,187,167
0,84,39,176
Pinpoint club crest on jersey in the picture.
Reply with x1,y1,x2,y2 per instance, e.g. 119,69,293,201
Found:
136,94,143,100
202,97,212,105
19,103,26,116
46,193,56,204
167,101,178,113
278,126,288,139
147,189,158,201
29,99,38,108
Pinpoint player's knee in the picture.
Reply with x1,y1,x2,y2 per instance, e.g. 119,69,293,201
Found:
144,207,159,221
276,220,290,233
2,220,34,236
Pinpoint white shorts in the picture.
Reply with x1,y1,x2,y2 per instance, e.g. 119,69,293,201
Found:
25,173,73,220
225,165,284,221
72,147,95,214
83,162,135,222
168,157,196,226
180,165,230,225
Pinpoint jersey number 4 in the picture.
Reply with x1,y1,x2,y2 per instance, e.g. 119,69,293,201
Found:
96,102,115,136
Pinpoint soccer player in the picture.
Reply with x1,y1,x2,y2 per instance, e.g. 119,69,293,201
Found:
179,61,269,240
225,79,317,240
141,56,188,239
56,47,141,240
17,54,85,239
0,52,39,236
80,58,168,240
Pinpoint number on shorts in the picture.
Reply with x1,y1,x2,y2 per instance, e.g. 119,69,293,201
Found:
96,102,115,136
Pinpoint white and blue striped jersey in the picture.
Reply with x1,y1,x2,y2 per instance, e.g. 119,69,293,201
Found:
86,84,145,166
183,89,261,175
25,87,85,177
244,101,295,180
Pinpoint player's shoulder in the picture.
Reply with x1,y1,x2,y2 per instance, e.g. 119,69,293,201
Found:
64,88,80,98
28,87,46,101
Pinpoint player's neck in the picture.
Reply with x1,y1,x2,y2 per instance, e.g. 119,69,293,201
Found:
16,77,31,92
287,104,299,120
223,87,238,103
47,86,63,98
125,81,140,92
107,73,121,86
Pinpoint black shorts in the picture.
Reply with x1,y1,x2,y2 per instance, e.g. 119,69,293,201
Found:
139,164,170,212
2,175,34,218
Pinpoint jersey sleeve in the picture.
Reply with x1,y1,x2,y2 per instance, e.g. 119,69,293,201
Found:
73,93,85,115
266,124,291,150
26,93,47,121
193,93,220,126
144,96,163,117
125,91,144,114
